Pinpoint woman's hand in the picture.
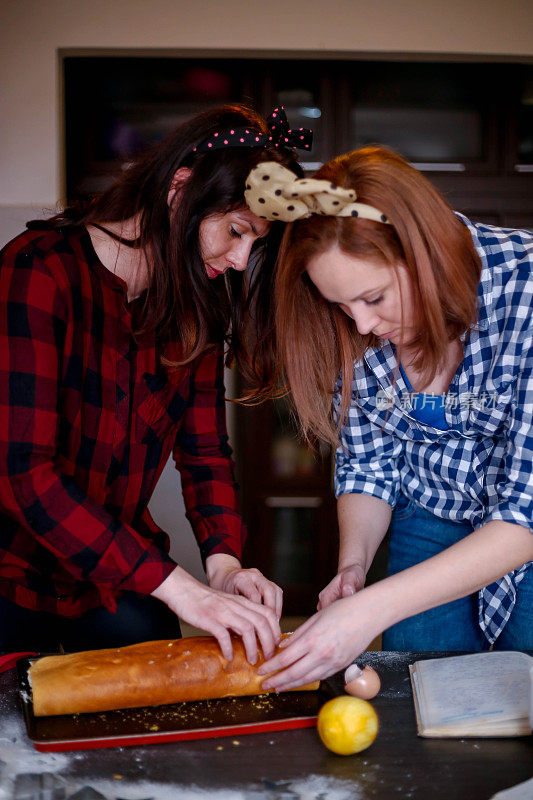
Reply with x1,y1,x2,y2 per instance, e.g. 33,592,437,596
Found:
258,520,533,692
317,563,366,610
206,554,283,618
257,588,383,692
151,565,281,664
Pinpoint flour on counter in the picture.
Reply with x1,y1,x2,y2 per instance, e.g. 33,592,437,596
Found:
0,692,359,800
0,713,71,800
279,774,361,799
88,774,359,800
490,778,533,800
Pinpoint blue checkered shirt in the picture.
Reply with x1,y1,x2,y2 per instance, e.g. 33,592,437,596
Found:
334,215,533,644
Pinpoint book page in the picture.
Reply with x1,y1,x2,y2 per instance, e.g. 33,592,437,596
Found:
491,777,533,800
415,651,532,730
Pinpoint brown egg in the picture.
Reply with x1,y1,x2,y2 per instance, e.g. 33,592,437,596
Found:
344,664,381,700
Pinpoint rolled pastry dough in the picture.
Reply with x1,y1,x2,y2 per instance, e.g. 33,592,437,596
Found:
29,634,318,716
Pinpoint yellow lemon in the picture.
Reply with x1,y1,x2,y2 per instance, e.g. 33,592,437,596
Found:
317,696,379,755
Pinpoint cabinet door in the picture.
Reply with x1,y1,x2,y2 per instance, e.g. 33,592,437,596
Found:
237,397,338,615
261,60,338,171
509,65,533,176
502,215,533,233
64,57,254,200
340,61,499,174
256,499,336,614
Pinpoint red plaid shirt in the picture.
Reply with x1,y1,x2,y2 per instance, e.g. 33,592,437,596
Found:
0,226,246,617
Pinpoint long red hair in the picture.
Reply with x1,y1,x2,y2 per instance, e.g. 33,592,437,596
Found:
274,147,482,446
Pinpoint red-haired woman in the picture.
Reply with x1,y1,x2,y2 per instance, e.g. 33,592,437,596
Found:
0,105,311,661
243,148,533,690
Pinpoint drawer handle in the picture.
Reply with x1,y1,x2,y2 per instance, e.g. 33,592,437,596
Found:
265,496,322,508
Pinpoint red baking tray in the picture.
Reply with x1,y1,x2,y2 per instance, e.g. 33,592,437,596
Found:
17,656,333,752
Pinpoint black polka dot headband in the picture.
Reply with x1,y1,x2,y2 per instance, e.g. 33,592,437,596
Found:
192,107,313,154
245,162,391,224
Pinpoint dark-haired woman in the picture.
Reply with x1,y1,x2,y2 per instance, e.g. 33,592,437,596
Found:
239,149,533,690
0,105,311,662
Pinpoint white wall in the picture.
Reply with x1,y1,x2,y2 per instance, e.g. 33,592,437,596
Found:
148,460,205,582
1,0,532,579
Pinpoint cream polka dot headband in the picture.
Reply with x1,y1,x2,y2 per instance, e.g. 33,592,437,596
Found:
244,161,390,224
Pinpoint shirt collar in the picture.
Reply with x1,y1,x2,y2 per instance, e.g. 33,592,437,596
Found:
455,213,493,336
363,341,401,392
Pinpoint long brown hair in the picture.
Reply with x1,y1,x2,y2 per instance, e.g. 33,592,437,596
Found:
274,147,482,446
30,105,302,390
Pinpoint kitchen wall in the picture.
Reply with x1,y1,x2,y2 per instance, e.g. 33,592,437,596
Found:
1,0,532,580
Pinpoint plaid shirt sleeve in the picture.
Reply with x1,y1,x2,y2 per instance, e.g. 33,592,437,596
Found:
482,326,533,533
173,349,246,566
0,242,176,600
333,384,403,507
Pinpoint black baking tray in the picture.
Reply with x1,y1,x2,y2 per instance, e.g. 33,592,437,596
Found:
17,656,335,752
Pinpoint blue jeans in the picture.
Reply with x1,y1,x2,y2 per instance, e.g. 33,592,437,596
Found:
381,494,533,651
0,592,181,652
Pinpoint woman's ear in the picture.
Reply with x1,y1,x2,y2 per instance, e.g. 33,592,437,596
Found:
167,167,192,208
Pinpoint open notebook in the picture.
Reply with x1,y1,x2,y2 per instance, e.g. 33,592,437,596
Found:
409,651,533,737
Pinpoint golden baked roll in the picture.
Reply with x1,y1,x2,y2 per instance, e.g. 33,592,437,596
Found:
29,634,318,716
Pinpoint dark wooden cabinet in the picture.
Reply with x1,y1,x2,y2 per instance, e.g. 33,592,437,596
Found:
234,396,338,615
63,54,532,612
64,57,533,229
